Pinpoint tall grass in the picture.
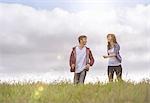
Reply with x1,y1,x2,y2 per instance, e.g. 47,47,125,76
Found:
0,80,150,103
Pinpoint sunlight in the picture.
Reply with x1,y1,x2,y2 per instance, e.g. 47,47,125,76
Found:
38,86,44,92
57,55,62,60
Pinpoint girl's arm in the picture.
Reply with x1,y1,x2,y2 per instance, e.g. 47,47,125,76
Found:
103,53,116,58
103,43,120,59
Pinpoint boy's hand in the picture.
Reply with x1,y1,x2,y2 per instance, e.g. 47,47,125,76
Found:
71,64,75,69
85,64,90,70
70,64,75,72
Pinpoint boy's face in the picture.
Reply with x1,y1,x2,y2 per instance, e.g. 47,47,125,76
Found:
80,38,87,45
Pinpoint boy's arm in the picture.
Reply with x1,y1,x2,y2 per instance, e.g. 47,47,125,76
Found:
89,50,94,66
69,49,74,68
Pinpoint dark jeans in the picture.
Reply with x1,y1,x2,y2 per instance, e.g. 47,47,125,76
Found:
108,65,122,82
74,70,87,84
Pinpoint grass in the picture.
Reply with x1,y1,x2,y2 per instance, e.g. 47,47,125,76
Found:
0,80,150,103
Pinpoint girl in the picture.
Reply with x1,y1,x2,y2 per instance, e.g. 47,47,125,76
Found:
103,34,123,82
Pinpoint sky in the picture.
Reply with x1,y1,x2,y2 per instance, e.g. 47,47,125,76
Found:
0,0,150,83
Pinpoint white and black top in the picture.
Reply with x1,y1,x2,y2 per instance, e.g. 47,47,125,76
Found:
107,43,122,66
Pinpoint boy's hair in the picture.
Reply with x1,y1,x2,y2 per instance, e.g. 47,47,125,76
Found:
78,35,87,43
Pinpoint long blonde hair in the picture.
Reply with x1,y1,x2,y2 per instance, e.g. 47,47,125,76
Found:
107,34,117,50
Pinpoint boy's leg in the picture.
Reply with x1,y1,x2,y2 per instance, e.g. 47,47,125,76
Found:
79,70,87,84
74,73,80,84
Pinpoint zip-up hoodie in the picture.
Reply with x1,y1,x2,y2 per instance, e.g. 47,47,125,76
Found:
69,46,94,72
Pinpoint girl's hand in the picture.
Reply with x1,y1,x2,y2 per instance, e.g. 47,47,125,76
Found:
103,55,108,58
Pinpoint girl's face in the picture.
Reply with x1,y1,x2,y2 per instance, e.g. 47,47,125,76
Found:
107,35,113,43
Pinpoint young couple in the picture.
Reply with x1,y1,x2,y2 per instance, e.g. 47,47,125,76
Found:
69,34,123,84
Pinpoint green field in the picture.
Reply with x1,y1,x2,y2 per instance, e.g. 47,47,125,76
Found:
0,80,150,103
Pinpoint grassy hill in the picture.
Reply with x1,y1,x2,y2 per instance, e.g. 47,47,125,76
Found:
0,80,150,103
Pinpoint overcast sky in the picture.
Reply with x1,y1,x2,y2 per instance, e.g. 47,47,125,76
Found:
0,0,149,83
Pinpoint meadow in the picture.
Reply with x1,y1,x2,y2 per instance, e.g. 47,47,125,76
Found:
0,80,150,103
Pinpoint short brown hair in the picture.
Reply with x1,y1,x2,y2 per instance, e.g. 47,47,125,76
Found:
78,35,87,43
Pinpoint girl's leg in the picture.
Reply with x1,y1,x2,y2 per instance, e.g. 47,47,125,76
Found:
108,66,114,82
115,65,122,81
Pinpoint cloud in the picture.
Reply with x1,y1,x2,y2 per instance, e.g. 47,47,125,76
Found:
0,3,149,81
